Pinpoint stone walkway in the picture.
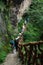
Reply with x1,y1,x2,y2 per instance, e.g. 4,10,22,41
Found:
1,50,21,65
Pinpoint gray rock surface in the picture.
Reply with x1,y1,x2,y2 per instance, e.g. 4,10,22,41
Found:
1,50,21,65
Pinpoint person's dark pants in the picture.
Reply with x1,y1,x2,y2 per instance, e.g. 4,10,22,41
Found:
15,40,18,51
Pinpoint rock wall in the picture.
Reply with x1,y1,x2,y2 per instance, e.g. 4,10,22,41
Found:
0,13,6,35
17,0,31,21
10,0,31,27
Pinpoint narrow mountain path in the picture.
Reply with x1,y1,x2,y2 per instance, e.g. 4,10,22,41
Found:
1,49,22,65
0,22,26,65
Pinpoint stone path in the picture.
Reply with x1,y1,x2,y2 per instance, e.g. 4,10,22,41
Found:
1,50,21,65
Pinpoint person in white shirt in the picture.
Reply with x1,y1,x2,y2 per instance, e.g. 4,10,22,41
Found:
22,23,26,33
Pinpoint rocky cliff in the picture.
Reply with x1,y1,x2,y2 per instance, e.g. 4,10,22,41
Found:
17,0,31,20
9,0,31,27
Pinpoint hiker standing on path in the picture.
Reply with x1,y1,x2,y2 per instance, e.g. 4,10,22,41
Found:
13,33,22,54
10,33,22,53
14,36,20,51
14,33,22,51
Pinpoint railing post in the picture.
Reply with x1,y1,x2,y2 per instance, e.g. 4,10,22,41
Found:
18,41,43,65
27,45,33,65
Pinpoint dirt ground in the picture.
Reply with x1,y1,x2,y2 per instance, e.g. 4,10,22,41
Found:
1,50,21,65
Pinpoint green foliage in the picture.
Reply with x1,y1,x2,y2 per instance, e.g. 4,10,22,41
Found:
0,1,14,63
17,0,43,43
19,1,43,64
0,1,5,12
0,42,6,63
0,41,12,63
0,0,19,63
18,19,24,32
23,23,40,42
22,0,43,42
0,0,43,64
0,51,7,63
28,0,43,33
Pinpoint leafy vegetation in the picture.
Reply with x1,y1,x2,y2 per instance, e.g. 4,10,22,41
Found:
0,1,14,63
18,0,43,43
0,0,43,64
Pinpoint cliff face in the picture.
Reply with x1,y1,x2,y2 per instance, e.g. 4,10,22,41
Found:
13,0,24,6
2,0,31,22
0,0,32,41
17,0,31,20
0,13,6,34
0,0,31,42
10,0,31,27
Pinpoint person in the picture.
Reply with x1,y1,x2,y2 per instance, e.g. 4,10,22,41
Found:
14,36,20,51
10,39,14,51
22,23,26,33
